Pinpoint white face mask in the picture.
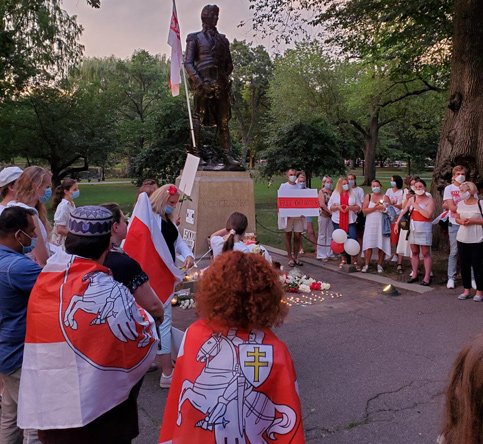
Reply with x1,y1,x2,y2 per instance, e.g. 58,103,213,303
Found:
455,174,465,184
410,185,416,192
288,175,297,183
415,189,425,196
342,184,349,191
372,186,381,194
460,191,470,201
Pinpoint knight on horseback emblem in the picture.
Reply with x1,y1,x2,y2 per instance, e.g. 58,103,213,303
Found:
176,329,297,443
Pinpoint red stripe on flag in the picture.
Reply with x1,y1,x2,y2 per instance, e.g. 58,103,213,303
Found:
124,217,177,303
277,197,319,209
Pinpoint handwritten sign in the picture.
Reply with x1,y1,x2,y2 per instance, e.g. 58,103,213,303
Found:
277,188,319,217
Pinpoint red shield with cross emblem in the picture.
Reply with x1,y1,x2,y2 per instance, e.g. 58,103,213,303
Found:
239,343,273,388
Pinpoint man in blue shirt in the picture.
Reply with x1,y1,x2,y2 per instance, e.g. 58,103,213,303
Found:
0,206,42,444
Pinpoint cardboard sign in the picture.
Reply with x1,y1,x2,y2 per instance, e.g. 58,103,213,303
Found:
277,188,319,217
178,154,200,196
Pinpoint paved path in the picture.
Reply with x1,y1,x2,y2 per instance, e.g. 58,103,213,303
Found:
135,252,480,444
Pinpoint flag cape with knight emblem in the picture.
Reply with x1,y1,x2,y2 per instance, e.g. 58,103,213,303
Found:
18,250,158,429
168,0,183,96
124,192,184,303
159,320,305,444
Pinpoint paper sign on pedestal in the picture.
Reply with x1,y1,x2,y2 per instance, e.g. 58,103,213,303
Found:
178,154,200,196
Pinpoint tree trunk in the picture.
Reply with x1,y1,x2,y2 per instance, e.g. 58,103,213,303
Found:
432,0,483,247
363,111,379,185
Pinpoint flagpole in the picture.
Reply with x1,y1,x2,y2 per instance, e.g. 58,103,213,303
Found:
182,65,196,149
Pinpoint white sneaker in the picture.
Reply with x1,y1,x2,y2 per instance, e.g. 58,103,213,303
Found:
447,278,455,289
377,265,384,274
160,371,173,388
458,293,472,300
361,265,369,273
473,295,483,302
472,280,477,290
391,255,398,262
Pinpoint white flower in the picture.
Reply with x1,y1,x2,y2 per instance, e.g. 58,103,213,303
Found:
299,284,311,293
322,283,331,290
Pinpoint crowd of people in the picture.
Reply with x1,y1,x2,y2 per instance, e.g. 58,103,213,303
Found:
278,166,483,296
0,166,295,443
0,162,482,443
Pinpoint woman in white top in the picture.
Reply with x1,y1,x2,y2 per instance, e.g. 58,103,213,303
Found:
328,177,361,268
361,180,391,273
210,212,250,258
317,175,334,260
51,178,79,247
454,181,483,301
385,175,404,271
8,166,52,266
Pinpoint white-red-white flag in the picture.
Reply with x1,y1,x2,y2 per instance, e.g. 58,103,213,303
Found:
168,0,182,96
124,192,184,303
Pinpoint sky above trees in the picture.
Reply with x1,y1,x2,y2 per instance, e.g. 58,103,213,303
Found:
63,0,275,58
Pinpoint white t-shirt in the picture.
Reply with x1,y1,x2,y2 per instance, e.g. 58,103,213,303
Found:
385,188,404,215
327,191,359,224
210,235,250,258
52,199,75,246
443,183,462,225
456,200,483,243
352,186,365,207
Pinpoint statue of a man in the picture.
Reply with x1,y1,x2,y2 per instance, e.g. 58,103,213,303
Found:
184,4,242,170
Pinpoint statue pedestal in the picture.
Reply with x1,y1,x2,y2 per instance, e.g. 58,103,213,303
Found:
176,171,256,258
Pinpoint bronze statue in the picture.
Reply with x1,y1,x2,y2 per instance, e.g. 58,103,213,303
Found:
184,4,243,171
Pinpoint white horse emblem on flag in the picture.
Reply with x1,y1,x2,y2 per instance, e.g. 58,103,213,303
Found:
176,329,297,443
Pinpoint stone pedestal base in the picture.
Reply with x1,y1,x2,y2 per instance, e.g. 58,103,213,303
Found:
176,171,256,258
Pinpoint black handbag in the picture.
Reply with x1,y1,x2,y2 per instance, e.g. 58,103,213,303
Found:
398,211,411,231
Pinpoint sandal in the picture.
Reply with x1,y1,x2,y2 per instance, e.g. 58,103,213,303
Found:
352,260,362,272
294,260,303,266
397,264,403,274
288,260,296,267
338,259,346,269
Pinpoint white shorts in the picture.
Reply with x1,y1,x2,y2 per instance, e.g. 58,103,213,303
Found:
285,217,304,233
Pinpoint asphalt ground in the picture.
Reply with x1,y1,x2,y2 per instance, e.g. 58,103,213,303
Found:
135,252,482,444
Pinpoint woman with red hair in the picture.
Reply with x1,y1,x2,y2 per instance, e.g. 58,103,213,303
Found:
159,251,304,443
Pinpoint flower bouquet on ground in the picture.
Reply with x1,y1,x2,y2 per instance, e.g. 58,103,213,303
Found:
280,268,331,293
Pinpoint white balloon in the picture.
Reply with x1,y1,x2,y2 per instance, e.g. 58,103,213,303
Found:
332,229,348,244
344,238,361,256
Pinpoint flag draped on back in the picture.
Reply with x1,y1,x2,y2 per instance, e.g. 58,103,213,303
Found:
18,250,158,429
159,320,305,444
168,0,183,96
124,192,184,303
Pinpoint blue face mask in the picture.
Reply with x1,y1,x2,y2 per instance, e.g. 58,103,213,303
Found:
390,181,397,188
348,180,355,187
72,190,80,200
372,186,381,194
165,205,175,215
342,184,350,191
297,182,306,189
324,182,332,190
39,187,52,204
16,230,36,254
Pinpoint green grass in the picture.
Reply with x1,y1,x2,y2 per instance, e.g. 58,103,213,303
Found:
58,168,434,252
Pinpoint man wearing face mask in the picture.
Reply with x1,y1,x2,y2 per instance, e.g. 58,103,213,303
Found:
0,206,42,443
443,165,468,289
278,168,306,266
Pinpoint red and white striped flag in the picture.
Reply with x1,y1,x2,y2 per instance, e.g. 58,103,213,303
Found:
124,192,184,303
168,0,183,96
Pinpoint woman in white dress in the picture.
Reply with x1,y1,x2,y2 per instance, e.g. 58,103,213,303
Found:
385,175,404,271
51,178,79,247
361,180,391,273
317,176,333,260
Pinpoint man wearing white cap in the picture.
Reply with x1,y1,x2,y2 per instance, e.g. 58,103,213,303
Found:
0,167,23,214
